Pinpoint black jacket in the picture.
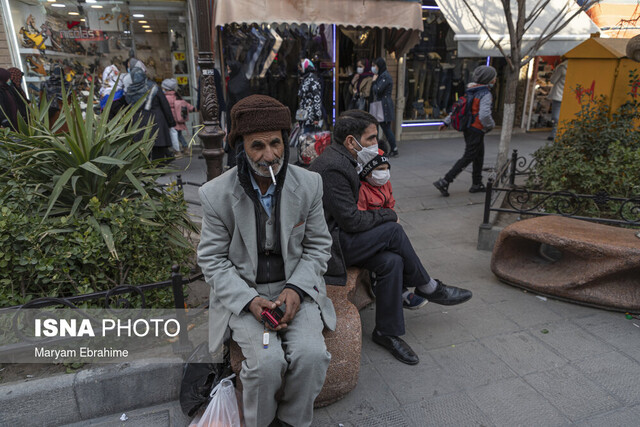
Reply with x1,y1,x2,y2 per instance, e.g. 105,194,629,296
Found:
308,143,397,284
132,88,176,148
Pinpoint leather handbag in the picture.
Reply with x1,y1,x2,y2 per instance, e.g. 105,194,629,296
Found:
369,100,385,122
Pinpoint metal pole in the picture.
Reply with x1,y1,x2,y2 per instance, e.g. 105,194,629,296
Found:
482,178,493,226
194,0,225,181
509,149,518,186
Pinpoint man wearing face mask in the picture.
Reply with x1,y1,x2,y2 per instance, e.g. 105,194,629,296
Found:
310,110,472,365
198,95,336,427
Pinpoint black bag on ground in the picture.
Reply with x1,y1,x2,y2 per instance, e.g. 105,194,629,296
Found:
179,342,233,417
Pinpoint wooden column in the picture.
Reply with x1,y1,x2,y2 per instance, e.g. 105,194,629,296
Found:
194,0,225,181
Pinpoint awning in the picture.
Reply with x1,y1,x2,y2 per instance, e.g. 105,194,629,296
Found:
436,0,601,58
587,1,640,38
213,0,423,55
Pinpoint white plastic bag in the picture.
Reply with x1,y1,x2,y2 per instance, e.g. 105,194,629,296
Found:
170,127,181,152
190,375,241,427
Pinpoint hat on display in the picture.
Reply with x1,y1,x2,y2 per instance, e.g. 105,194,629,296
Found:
228,95,291,149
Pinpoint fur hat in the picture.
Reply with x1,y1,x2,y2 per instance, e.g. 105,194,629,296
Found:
228,95,291,148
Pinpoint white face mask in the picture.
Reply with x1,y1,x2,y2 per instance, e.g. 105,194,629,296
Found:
366,169,391,186
371,66,378,74
356,67,364,74
353,138,379,166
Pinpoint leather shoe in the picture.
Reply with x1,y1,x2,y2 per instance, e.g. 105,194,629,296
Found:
415,279,472,306
372,330,419,365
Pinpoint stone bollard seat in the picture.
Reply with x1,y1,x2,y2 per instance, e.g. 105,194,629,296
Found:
491,215,640,312
229,267,374,408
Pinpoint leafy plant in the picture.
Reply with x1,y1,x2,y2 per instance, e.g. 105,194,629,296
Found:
528,71,640,220
0,81,196,256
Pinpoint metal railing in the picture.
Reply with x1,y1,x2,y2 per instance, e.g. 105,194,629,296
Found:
481,150,640,228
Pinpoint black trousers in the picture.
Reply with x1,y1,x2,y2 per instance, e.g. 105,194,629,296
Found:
444,128,485,185
339,222,431,336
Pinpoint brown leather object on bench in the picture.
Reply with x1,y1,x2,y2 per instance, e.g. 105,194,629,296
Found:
229,267,375,408
491,216,640,312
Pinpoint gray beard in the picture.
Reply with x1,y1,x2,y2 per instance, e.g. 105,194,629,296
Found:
246,153,282,178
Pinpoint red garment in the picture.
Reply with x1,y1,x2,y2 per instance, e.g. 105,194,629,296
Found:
357,180,395,211
164,90,195,131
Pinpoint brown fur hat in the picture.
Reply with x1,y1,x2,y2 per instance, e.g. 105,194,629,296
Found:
228,95,291,148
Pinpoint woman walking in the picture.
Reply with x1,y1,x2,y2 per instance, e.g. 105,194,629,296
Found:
348,58,374,111
371,57,398,156
124,58,176,160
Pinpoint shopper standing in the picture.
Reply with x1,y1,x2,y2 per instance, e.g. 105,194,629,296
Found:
371,57,399,157
8,67,29,122
434,65,496,196
297,58,323,134
548,59,568,141
124,58,176,160
348,59,373,111
0,68,18,130
162,78,196,156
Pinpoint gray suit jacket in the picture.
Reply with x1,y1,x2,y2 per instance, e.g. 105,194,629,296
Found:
197,165,337,353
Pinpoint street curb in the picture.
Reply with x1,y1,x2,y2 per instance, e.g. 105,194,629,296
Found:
0,359,184,425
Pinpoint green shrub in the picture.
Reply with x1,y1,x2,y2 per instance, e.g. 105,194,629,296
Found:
0,190,195,308
529,71,640,220
0,81,198,307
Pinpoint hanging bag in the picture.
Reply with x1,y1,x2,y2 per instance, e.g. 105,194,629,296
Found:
369,100,385,122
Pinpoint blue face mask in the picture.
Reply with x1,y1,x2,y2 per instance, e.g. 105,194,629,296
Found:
488,83,494,88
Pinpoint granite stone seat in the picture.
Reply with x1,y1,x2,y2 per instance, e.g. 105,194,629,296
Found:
491,216,640,312
229,267,374,408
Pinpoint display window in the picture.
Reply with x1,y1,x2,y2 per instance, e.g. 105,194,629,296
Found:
3,0,195,116
220,23,336,122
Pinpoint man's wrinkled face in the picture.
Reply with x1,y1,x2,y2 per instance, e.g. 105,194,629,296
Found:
243,130,285,178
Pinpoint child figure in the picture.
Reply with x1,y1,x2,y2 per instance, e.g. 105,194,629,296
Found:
162,78,196,157
357,150,428,310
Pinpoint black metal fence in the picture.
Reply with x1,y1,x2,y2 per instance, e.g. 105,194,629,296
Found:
482,150,640,228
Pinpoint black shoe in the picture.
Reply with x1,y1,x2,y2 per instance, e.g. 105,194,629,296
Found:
433,178,450,197
469,183,486,193
415,280,472,306
372,330,419,365
389,149,399,157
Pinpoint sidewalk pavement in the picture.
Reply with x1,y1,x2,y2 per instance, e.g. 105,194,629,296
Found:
164,131,640,426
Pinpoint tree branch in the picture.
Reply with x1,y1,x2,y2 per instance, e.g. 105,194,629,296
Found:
461,0,514,70
520,0,598,65
525,0,552,30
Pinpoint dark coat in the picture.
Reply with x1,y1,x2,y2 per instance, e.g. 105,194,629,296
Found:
371,70,395,123
308,142,398,284
132,88,176,148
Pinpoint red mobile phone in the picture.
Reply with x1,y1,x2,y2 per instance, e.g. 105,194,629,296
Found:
261,305,285,328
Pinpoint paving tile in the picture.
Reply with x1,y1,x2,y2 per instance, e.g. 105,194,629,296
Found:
449,301,522,339
403,391,493,427
573,313,639,349
490,293,563,328
323,363,400,422
311,408,335,427
333,409,411,427
574,352,640,406
406,311,476,350
467,377,570,426
481,331,566,375
524,365,621,421
532,321,614,362
430,341,517,389
374,359,461,405
574,406,640,427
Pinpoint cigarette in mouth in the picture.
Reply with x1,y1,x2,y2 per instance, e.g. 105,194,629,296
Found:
269,165,277,185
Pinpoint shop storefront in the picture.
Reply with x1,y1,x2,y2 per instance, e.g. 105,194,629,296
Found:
0,0,197,124
213,0,423,128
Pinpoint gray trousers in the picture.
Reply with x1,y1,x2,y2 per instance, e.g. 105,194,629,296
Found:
229,281,330,427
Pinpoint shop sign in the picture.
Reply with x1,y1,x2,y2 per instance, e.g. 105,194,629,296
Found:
59,29,108,42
